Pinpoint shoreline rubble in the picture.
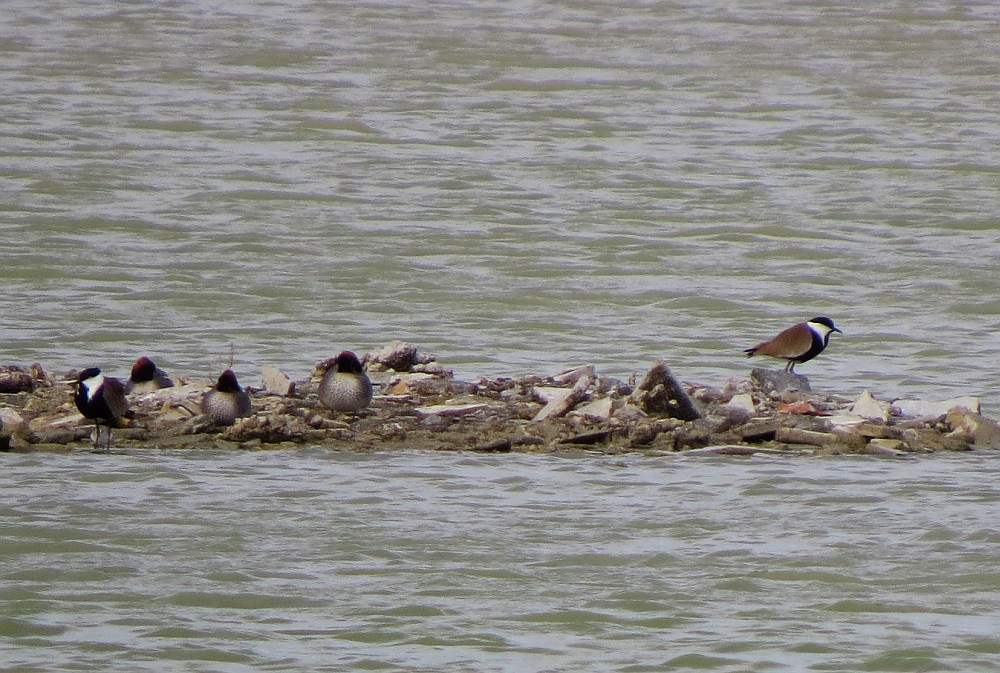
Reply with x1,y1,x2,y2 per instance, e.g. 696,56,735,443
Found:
1,344,998,456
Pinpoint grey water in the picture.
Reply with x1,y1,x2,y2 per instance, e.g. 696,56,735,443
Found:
3,2,1000,671
3,450,1000,673
2,0,999,410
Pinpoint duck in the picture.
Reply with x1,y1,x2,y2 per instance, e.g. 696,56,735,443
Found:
124,356,174,395
201,370,253,426
318,351,373,412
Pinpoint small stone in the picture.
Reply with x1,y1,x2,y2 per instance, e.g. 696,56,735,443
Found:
850,423,904,440
628,423,660,447
132,382,211,406
365,341,430,372
532,387,577,404
412,361,451,376
722,377,755,397
862,441,911,458
595,377,632,396
900,427,968,452
0,407,26,437
551,365,596,385
826,414,867,428
560,429,613,446
826,427,867,451
532,375,592,422
28,410,82,434
32,425,81,445
498,388,522,403
613,404,647,421
419,414,450,429
740,419,782,443
945,409,1000,448
387,372,435,395
726,393,756,415
689,384,728,404
778,401,822,415
774,427,836,447
388,374,463,397
444,380,479,396
0,365,44,393
571,397,614,419
682,445,804,457
868,438,908,452
471,438,512,452
673,424,713,450
153,406,195,425
750,368,812,394
893,396,980,419
712,406,752,433
850,390,891,422
629,361,701,421
261,365,294,396
415,403,489,418
18,440,67,453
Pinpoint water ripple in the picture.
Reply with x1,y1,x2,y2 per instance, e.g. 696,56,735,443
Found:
1,450,999,671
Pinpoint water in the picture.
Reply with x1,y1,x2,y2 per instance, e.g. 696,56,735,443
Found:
2,3,1000,670
1,0,999,411
2,449,1000,672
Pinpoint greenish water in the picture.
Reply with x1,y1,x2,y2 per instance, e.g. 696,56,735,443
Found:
1,0,999,411
2,3,1000,669
2,450,1000,672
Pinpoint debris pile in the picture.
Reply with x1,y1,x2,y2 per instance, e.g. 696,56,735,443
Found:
1,344,998,456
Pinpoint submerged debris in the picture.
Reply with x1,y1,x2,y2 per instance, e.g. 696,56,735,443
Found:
1,345,998,456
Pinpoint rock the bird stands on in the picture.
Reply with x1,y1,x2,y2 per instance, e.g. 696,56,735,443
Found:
0,341,998,455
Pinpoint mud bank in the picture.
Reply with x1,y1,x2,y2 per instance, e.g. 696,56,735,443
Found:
2,343,998,456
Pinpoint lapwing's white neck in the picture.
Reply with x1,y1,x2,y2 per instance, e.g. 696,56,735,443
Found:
82,373,105,401
806,320,834,338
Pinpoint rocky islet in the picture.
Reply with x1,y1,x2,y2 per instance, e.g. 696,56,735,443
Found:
1,341,998,456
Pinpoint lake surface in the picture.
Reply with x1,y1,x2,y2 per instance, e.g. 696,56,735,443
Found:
2,3,1000,670
1,0,999,411
2,449,1000,672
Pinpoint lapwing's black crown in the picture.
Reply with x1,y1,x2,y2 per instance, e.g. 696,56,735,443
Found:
78,367,101,381
809,317,836,329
